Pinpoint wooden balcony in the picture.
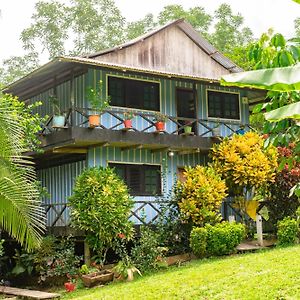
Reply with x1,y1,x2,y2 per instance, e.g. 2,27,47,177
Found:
38,107,252,155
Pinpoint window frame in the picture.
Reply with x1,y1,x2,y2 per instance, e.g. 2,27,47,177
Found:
106,75,161,112
206,89,241,122
108,162,162,196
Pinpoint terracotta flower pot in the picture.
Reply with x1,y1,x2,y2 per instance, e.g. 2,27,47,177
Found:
124,119,132,128
155,121,165,131
64,282,76,292
89,115,100,128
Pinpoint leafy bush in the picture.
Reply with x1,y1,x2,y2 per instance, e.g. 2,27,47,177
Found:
190,227,207,257
69,167,134,265
277,217,299,246
266,144,300,225
177,166,227,226
131,226,165,273
190,222,245,257
155,191,192,255
11,236,81,283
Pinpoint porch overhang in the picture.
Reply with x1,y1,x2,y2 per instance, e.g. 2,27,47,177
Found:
40,126,215,154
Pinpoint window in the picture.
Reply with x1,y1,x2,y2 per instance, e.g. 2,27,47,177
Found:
109,163,161,196
207,90,240,120
108,76,160,111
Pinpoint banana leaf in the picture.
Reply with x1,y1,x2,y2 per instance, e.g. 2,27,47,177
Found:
221,64,300,92
265,102,300,121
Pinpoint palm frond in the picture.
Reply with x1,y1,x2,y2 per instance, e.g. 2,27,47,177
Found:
0,101,45,251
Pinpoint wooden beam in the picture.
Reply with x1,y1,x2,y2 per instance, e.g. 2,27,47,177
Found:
150,147,169,153
120,144,143,151
53,147,88,154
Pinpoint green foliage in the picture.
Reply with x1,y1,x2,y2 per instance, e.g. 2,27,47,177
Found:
86,80,110,112
177,165,227,226
0,94,45,251
249,30,300,200
210,4,253,58
0,52,39,86
20,0,125,60
69,166,134,265
1,93,47,152
190,223,245,257
266,144,300,224
131,226,165,273
0,240,4,257
277,217,299,246
12,236,81,283
206,222,245,256
155,196,192,255
189,227,207,258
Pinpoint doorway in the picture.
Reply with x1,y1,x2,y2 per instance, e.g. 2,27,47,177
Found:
176,88,197,134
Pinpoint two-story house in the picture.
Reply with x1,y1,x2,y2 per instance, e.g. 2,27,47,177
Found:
4,19,263,234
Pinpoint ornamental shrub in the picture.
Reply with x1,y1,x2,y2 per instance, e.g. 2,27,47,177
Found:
69,167,134,265
211,132,278,195
277,217,299,246
190,227,207,258
177,166,227,226
206,222,245,256
267,144,300,225
131,226,165,273
190,222,245,257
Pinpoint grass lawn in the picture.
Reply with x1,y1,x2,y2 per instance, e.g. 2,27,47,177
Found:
61,245,300,300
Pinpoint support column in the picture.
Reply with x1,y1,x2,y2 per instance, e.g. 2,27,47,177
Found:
256,214,263,246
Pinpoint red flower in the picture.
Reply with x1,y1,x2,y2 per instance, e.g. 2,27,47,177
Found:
117,233,125,239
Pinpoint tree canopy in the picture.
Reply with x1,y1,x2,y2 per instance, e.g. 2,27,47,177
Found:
0,1,256,85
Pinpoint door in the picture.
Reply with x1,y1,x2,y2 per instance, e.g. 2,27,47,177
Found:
176,88,197,134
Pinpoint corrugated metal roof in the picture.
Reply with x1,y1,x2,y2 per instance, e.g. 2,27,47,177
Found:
87,19,242,73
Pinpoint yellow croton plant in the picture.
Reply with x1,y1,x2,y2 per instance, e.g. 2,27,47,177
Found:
211,132,278,194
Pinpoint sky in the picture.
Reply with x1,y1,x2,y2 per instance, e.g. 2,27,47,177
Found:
0,0,299,63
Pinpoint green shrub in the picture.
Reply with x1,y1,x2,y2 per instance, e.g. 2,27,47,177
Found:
277,217,299,246
190,222,245,257
131,226,165,273
190,227,207,257
206,222,245,256
69,167,134,265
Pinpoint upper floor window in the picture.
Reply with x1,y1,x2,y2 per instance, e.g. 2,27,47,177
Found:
207,90,240,120
108,76,160,111
109,163,162,196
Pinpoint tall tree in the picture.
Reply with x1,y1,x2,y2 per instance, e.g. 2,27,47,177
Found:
70,0,125,55
0,52,39,87
0,93,45,251
21,0,125,60
21,1,70,59
157,5,212,37
210,3,253,57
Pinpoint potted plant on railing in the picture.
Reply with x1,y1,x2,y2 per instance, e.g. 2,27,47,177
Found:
50,95,65,128
184,121,193,134
154,112,167,132
123,111,134,129
212,122,221,137
86,80,110,128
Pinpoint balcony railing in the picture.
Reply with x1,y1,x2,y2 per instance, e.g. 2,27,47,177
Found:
41,107,253,138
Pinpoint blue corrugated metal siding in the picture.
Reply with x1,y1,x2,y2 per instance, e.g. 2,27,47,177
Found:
87,146,207,224
37,160,86,227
